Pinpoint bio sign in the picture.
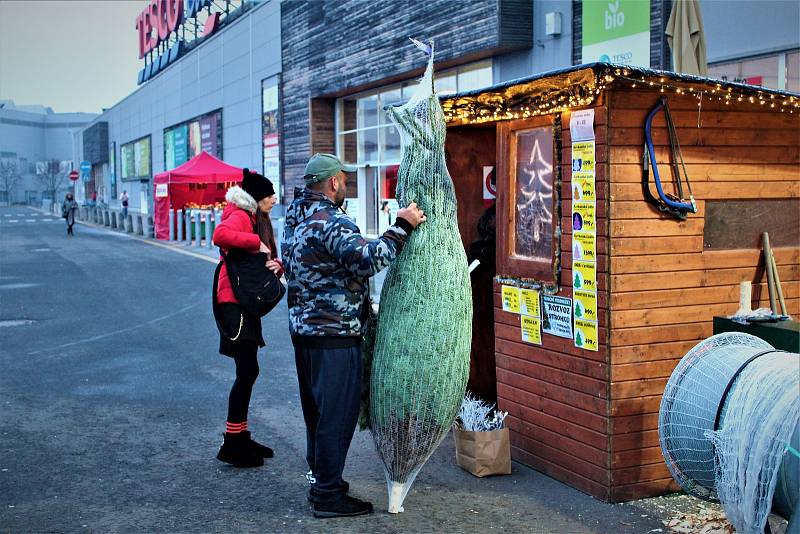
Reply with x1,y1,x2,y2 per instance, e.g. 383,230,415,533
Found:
582,0,650,67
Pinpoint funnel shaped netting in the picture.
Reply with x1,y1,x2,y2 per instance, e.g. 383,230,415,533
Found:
659,332,800,534
369,43,472,513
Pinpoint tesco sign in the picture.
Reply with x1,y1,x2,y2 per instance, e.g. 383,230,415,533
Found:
136,0,212,59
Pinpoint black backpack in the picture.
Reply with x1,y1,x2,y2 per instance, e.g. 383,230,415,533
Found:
220,249,285,317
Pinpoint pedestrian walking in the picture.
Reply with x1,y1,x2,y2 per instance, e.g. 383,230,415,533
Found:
212,168,283,468
282,153,426,518
61,193,78,236
120,190,129,221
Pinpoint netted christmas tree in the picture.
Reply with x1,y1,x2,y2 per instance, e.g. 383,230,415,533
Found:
369,39,472,514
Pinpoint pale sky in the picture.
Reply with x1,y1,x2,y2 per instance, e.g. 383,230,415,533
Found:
0,0,147,114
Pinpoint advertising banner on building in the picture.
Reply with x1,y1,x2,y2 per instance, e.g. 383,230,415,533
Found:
582,0,650,67
122,145,135,180
262,77,281,201
200,114,218,155
109,142,117,198
163,112,219,170
165,129,175,170
121,136,151,181
188,122,201,158
173,125,188,167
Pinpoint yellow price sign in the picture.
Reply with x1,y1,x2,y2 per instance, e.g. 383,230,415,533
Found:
521,315,542,345
501,285,520,313
571,141,595,173
572,201,596,234
572,177,596,202
573,290,598,322
572,261,597,292
574,319,598,351
520,289,540,318
573,232,596,262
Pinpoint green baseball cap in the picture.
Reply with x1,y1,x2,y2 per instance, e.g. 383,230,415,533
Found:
304,153,357,186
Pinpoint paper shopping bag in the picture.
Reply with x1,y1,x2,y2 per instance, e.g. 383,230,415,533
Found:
454,426,512,477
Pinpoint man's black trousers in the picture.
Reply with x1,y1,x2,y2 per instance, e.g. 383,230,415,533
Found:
293,342,361,503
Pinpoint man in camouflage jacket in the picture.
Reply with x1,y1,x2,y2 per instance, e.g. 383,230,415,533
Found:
282,153,425,518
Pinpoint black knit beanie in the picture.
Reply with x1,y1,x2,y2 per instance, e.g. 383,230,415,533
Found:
241,168,275,201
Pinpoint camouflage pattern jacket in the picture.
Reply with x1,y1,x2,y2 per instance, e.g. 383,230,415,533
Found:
282,187,413,341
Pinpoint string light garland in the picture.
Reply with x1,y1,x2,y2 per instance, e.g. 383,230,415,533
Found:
448,63,799,292
441,64,799,125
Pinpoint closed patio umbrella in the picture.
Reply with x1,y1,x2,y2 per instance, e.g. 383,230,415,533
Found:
666,0,708,76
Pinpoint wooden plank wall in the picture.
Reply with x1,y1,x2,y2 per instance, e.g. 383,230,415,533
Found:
494,100,613,501
606,88,800,501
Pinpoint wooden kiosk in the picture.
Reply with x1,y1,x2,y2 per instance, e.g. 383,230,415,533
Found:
441,63,800,501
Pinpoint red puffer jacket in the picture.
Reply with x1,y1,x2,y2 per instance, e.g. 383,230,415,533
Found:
212,187,283,304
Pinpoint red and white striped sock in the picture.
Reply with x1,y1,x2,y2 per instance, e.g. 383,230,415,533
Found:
225,421,247,434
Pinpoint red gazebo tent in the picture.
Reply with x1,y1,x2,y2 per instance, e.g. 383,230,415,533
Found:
153,151,242,240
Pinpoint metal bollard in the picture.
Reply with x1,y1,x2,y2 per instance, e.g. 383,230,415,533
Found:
205,211,213,249
185,210,192,244
176,209,184,241
194,211,203,248
168,209,175,240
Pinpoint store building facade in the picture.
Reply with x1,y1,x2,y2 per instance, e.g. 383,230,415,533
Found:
702,0,799,92
73,0,281,216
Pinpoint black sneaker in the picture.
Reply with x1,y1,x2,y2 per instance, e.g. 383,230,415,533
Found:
312,495,373,518
306,474,349,502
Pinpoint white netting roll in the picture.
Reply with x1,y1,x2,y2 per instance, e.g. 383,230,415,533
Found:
659,333,773,500
706,351,800,534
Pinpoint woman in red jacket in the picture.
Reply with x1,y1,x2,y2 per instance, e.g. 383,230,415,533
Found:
212,168,283,468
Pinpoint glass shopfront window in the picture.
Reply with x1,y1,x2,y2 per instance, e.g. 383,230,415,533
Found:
708,49,799,92
336,60,492,235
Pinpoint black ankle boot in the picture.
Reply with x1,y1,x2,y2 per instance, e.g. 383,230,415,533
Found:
216,432,264,468
241,430,274,458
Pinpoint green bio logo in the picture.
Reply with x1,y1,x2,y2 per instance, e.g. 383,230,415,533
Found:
583,0,650,45
605,0,624,30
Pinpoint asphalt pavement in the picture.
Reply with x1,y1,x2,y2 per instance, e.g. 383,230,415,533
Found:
0,205,677,533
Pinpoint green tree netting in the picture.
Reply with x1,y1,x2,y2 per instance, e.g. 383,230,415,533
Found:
369,41,473,514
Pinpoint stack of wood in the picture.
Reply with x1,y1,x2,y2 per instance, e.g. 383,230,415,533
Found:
762,232,789,318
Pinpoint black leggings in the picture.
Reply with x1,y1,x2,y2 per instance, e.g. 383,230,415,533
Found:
226,343,259,423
